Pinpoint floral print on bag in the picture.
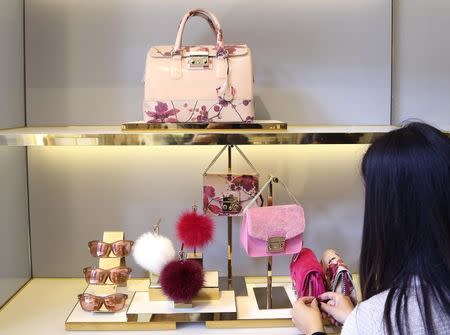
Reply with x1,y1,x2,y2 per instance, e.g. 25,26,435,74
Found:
203,174,259,216
144,98,253,123
152,45,248,58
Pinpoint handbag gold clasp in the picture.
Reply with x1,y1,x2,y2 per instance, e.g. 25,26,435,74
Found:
187,51,209,69
222,194,241,213
267,236,286,253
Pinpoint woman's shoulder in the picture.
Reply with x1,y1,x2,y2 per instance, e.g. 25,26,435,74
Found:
341,291,388,335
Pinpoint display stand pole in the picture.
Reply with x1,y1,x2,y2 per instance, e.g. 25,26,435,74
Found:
99,231,126,271
227,145,233,290
149,223,160,286
266,178,276,309
97,231,126,293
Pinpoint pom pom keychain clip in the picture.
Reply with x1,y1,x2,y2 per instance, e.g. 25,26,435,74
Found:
132,219,176,285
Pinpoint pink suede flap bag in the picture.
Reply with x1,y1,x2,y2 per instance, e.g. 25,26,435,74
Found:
290,248,327,298
240,177,305,257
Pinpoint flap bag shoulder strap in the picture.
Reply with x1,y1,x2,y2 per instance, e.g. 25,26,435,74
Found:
243,175,300,212
203,145,259,176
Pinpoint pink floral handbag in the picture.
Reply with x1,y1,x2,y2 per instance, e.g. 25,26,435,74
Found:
240,176,305,257
290,248,327,298
143,8,254,123
203,146,259,216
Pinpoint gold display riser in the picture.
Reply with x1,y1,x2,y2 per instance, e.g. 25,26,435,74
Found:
65,275,357,331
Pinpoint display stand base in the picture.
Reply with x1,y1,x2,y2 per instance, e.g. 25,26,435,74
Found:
254,286,292,310
65,276,347,331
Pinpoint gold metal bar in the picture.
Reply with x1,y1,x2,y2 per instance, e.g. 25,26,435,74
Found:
0,125,406,147
186,252,203,268
174,301,193,308
227,145,233,290
227,145,232,173
228,217,232,290
65,321,177,331
267,181,274,309
267,256,273,309
122,120,288,131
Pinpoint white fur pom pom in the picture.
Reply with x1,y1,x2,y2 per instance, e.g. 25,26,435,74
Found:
133,232,176,274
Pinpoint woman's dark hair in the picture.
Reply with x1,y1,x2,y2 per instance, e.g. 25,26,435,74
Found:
359,122,450,335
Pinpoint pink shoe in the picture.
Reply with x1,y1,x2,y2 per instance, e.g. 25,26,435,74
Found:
321,249,357,303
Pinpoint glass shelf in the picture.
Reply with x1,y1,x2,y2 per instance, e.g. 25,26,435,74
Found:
0,125,411,146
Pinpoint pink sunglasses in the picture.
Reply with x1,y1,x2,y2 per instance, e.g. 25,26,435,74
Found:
88,240,134,258
78,293,128,312
83,266,132,285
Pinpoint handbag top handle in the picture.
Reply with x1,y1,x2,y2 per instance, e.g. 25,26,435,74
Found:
243,175,300,212
173,9,225,56
203,145,259,175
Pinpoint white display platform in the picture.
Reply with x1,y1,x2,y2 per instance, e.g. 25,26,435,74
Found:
0,278,357,334
0,279,305,335
127,290,236,315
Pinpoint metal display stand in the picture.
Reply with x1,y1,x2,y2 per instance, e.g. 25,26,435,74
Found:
64,154,318,331
227,145,233,290
63,125,343,331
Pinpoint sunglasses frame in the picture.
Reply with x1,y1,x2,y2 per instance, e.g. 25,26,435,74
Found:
87,240,134,258
78,293,128,312
83,266,132,285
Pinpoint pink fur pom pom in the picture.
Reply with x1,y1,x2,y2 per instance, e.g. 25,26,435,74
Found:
176,211,214,248
160,259,204,302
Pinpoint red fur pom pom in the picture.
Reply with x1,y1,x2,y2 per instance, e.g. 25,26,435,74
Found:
160,259,204,302
176,211,214,248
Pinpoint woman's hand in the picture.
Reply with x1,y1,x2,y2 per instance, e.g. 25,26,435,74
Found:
318,292,355,325
291,297,324,335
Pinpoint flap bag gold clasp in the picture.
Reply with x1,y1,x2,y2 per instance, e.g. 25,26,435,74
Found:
267,236,286,253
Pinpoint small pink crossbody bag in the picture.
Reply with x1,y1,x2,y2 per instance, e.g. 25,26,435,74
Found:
240,176,305,257
203,145,260,216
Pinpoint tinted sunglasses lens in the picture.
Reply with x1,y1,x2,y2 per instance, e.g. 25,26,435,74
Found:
109,267,131,285
78,294,102,312
88,241,110,257
111,241,133,257
104,294,127,312
84,267,108,284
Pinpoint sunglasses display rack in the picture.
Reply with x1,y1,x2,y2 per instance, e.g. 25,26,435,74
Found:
66,231,137,328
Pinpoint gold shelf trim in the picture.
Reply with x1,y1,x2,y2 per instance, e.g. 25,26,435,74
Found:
0,125,413,146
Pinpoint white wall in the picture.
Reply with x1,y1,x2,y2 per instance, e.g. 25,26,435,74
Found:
0,0,24,128
0,1,30,306
393,0,450,127
25,0,391,125
28,145,367,277
0,148,30,304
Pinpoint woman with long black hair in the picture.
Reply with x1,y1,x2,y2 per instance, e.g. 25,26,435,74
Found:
292,122,450,334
